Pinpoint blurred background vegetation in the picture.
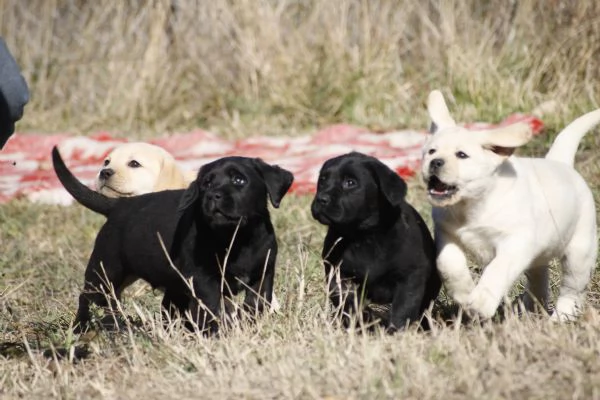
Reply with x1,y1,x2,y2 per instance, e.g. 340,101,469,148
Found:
1,0,599,138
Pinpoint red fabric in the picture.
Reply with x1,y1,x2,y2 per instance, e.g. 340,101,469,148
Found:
0,115,544,204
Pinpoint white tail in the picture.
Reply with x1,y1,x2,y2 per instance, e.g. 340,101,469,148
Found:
545,109,600,166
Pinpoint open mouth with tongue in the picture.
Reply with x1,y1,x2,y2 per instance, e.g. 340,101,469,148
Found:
427,176,458,199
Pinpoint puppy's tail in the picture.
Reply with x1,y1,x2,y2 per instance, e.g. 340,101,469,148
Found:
52,146,116,216
545,109,600,166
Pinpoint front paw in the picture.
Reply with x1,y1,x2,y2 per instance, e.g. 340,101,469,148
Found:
451,289,472,307
443,277,475,307
465,285,500,319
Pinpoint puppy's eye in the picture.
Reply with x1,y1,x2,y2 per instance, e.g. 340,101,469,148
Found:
427,149,436,155
103,159,110,166
455,151,469,159
342,178,357,189
231,175,247,186
128,160,142,168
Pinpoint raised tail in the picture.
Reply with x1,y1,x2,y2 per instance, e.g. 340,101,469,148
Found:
52,146,117,216
545,109,600,166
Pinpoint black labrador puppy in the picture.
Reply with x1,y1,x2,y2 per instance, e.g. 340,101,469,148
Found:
52,147,293,333
311,152,440,332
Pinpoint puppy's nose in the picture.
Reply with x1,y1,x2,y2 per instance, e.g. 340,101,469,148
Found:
316,193,330,206
208,191,223,201
429,158,445,174
99,168,115,180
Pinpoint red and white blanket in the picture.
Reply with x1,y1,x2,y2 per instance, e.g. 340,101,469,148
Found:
0,114,543,205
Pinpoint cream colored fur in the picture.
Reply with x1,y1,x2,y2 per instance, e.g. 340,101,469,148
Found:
421,90,600,321
96,142,191,197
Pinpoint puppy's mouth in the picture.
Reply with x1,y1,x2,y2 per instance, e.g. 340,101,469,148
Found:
427,176,458,199
99,185,134,197
212,209,244,223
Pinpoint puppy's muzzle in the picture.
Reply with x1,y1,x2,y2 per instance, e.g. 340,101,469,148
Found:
205,190,224,211
428,158,445,175
99,168,115,181
207,191,223,202
315,193,331,206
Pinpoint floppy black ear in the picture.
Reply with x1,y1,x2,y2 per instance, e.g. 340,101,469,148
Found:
252,158,294,208
177,180,200,214
171,181,200,258
366,160,407,207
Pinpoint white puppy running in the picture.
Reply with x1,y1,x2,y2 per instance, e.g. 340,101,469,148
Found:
421,90,599,321
96,142,192,197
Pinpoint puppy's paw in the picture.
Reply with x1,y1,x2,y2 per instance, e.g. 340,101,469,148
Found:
466,286,500,319
451,290,472,307
551,296,583,322
444,278,476,307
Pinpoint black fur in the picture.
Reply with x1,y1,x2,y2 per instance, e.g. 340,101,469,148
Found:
52,147,293,334
311,152,440,332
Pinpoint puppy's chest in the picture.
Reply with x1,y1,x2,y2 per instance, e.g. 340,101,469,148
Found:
453,226,497,264
334,240,391,282
207,243,272,287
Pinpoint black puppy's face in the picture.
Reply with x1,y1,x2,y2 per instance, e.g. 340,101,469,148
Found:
311,152,407,230
179,157,294,230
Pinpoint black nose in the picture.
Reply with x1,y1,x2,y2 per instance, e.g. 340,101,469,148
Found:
429,158,445,174
99,168,115,180
316,193,330,206
208,191,223,201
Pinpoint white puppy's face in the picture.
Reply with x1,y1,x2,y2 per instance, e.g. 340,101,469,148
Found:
421,91,533,207
96,142,187,198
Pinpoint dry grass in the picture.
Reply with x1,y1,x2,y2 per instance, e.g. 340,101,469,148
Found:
1,0,600,399
2,187,600,399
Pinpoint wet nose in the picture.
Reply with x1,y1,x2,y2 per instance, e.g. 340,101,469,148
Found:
316,193,330,206
429,158,445,174
99,168,115,180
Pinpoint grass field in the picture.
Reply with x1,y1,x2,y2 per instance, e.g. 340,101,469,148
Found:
2,1,600,399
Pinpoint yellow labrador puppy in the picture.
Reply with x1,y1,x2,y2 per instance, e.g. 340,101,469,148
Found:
422,90,600,321
96,142,190,197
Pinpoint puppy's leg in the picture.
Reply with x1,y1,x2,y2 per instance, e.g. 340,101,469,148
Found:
325,267,359,327
161,290,190,324
467,238,534,319
75,254,127,332
243,264,275,316
552,223,597,321
188,278,222,334
521,265,550,314
388,280,424,332
436,232,474,305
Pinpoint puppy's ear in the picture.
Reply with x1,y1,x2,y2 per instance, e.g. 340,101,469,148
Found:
367,160,407,207
171,181,200,259
154,157,187,191
427,90,456,133
480,122,533,158
177,181,199,213
252,159,294,208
